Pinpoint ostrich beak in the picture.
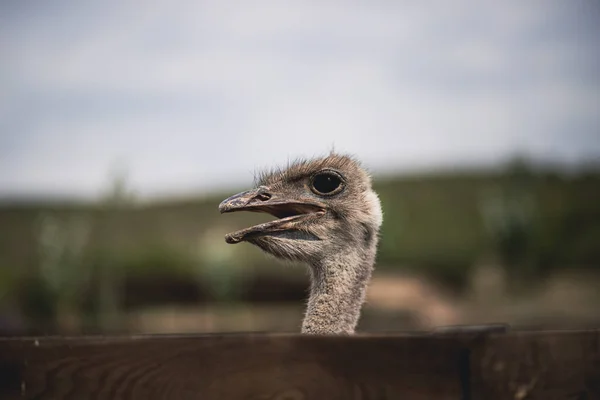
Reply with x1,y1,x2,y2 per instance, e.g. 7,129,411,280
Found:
218,187,326,244
218,187,271,214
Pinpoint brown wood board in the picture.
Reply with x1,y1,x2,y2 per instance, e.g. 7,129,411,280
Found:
0,330,598,400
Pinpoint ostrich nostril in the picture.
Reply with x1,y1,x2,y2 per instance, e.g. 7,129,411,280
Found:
256,192,271,201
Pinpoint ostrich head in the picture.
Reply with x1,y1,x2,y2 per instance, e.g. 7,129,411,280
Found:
219,154,382,262
219,153,383,334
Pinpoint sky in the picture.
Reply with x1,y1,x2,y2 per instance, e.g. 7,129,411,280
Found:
1,0,599,199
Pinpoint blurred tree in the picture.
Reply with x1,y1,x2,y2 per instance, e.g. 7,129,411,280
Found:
35,212,92,332
479,157,536,281
95,163,136,331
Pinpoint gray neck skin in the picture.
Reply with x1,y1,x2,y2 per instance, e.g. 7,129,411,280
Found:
301,248,377,334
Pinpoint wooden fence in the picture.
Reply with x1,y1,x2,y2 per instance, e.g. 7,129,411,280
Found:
0,328,598,399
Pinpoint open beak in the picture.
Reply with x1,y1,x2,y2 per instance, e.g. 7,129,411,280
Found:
218,187,326,244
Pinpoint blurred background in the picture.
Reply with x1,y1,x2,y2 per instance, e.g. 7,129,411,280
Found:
1,0,599,336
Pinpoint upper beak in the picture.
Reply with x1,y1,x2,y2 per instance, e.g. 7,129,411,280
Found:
218,187,272,214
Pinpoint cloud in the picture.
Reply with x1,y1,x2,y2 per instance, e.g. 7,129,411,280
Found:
0,0,599,198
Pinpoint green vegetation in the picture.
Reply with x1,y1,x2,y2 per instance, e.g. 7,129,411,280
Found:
0,162,598,331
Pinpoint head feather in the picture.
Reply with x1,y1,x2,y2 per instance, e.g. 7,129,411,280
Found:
254,153,366,187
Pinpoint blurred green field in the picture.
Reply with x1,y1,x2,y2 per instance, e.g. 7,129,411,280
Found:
0,161,599,334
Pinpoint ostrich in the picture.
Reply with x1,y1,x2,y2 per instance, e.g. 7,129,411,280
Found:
218,153,382,334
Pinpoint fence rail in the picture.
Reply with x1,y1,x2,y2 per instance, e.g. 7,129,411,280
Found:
1,328,598,399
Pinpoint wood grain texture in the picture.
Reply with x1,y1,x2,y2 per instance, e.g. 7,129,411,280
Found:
470,330,600,400
0,333,464,400
0,330,598,400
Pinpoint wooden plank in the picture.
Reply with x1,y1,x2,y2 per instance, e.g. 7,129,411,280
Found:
0,330,598,400
0,333,465,400
470,330,600,400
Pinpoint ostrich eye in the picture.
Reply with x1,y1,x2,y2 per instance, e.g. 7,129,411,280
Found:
311,172,344,195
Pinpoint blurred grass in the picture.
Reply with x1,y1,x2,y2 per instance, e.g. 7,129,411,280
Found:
0,160,599,333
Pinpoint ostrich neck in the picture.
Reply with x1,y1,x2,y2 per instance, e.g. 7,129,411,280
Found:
301,248,376,334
